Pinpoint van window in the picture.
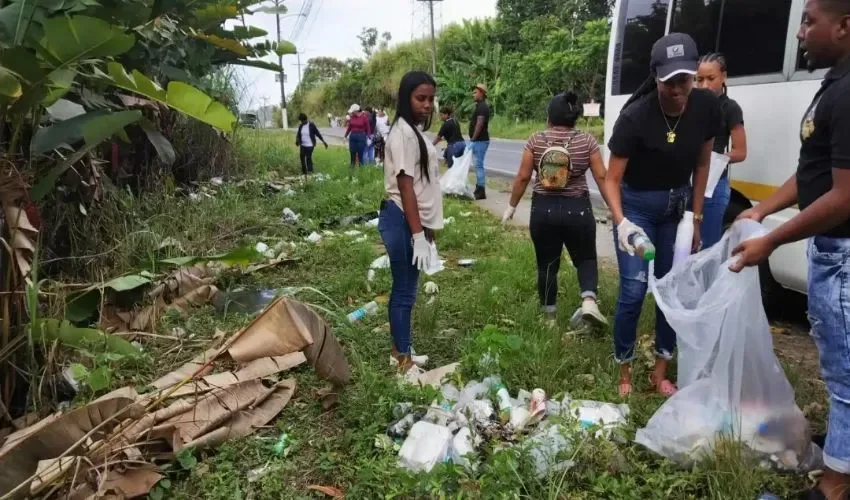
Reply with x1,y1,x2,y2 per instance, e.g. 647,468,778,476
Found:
611,0,670,96
671,0,792,78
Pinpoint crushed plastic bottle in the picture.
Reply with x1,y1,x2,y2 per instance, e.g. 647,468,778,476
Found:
628,233,656,261
673,211,695,267
347,301,378,322
272,433,291,456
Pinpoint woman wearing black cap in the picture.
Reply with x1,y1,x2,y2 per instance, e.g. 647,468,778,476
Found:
603,33,721,397
502,91,613,328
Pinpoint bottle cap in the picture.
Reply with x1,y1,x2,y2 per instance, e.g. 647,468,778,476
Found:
643,248,656,261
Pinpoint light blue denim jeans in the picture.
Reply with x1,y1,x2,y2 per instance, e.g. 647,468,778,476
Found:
471,140,490,188
701,175,731,249
807,236,850,474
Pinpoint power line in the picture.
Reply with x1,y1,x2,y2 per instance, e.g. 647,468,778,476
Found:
301,0,323,41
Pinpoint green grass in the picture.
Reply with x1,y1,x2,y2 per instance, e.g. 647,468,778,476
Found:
487,116,604,142
80,129,817,499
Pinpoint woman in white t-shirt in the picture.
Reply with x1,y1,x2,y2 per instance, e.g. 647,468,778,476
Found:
375,109,391,164
379,71,442,376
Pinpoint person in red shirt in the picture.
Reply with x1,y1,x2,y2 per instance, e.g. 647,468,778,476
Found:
344,104,372,168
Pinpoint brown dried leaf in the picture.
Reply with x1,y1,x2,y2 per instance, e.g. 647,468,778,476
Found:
227,297,314,363
162,352,306,397
307,485,345,498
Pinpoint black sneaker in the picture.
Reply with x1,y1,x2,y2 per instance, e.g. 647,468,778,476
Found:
474,187,486,200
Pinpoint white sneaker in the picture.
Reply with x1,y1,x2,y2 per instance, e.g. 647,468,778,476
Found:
389,348,429,368
397,364,425,384
581,300,609,328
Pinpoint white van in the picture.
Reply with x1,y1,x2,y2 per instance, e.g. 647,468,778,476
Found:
602,0,819,306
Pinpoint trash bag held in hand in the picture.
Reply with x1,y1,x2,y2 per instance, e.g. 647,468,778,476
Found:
441,149,473,197
636,220,817,470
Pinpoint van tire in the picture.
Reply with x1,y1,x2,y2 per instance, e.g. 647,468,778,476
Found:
724,198,785,314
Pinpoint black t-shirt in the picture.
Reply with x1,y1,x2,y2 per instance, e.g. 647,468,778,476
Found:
608,88,721,190
469,101,490,142
713,95,744,154
796,59,850,238
438,118,464,144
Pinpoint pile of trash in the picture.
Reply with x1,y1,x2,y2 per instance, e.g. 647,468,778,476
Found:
0,297,351,499
386,377,629,476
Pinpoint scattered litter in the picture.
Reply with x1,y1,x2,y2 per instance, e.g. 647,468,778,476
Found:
273,433,292,457
314,173,331,182
282,208,300,223
319,211,378,229
392,375,629,476
158,237,184,251
443,216,455,225
354,235,368,243
459,211,472,218
210,177,224,186
284,188,297,196
458,259,476,267
344,230,363,237
306,232,323,244
398,421,452,472
424,282,439,294
366,218,379,227
213,287,278,315
171,326,187,338
322,230,336,237
367,270,376,281
370,255,390,269
247,463,280,483
255,242,270,254
347,301,378,323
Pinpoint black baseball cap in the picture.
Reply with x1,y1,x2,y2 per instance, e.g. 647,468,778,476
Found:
651,33,699,82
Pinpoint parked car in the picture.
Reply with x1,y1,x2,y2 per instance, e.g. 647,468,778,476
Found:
239,113,259,129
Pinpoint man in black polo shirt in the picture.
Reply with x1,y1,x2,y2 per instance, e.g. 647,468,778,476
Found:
731,0,850,497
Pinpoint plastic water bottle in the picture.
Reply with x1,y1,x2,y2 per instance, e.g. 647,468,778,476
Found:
756,493,781,500
347,301,378,322
495,385,513,424
628,233,656,261
673,211,695,267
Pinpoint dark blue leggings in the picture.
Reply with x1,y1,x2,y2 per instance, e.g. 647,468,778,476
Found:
348,132,367,167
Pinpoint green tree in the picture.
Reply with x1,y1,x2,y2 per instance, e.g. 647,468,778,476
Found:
299,57,347,91
358,27,379,57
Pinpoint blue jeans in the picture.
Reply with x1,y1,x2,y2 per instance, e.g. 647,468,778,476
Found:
808,236,850,475
378,200,419,355
701,175,731,249
362,136,376,165
612,185,688,363
445,141,466,168
471,141,489,188
348,132,367,167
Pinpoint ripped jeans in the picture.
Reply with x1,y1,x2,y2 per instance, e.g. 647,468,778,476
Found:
807,236,850,474
612,184,688,363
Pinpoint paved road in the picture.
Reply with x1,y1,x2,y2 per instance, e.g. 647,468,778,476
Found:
319,127,526,176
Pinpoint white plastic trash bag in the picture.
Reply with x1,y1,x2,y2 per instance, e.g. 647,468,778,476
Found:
441,149,473,197
637,220,813,469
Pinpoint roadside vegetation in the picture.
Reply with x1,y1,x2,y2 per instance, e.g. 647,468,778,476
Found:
96,131,820,499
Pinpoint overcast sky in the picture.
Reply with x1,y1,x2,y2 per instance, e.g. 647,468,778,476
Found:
236,0,497,110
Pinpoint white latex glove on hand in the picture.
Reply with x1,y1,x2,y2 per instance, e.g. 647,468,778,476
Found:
501,205,516,225
617,218,648,256
411,232,431,271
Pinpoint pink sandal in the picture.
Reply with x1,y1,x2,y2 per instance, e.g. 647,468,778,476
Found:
649,375,677,397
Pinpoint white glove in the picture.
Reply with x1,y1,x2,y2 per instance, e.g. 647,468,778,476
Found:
501,205,516,225
411,232,431,271
617,218,648,256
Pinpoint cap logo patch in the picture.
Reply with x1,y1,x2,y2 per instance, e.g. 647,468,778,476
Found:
667,44,685,58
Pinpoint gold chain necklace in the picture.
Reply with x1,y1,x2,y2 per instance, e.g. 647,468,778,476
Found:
660,100,685,144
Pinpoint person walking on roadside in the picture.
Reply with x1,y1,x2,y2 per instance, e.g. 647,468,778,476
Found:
363,106,378,165
375,109,391,165
603,33,720,398
695,53,748,248
433,106,466,168
295,113,328,175
380,71,442,376
344,104,371,169
731,1,850,497
501,91,612,328
468,83,491,199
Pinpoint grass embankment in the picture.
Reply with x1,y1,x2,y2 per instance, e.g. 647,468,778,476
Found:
87,129,820,499
484,116,604,142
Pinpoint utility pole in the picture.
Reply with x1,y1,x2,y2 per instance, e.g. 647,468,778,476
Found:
296,51,303,84
416,0,442,112
274,0,288,129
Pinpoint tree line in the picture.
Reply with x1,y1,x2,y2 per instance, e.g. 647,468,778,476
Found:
290,0,612,122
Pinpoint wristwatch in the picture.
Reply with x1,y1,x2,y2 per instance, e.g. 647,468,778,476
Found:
693,213,704,223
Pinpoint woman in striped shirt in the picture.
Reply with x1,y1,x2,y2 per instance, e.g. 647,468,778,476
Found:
502,91,612,328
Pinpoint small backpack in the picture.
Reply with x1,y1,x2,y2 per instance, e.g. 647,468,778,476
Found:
537,132,574,190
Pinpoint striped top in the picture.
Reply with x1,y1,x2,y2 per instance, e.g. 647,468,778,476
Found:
525,128,599,197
